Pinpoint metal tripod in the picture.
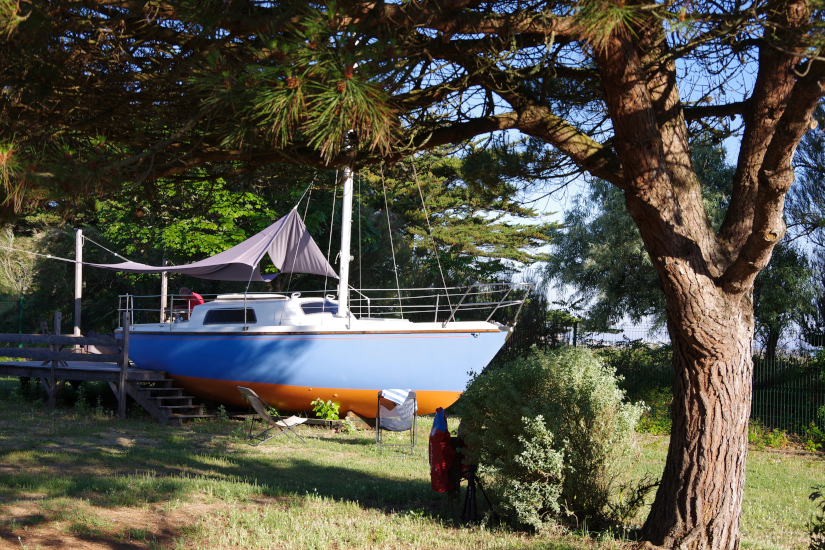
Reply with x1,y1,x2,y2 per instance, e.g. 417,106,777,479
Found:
461,465,493,524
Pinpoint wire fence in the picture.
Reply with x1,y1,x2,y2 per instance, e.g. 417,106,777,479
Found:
494,321,825,434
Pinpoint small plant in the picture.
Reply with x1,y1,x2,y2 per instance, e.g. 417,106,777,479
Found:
217,405,229,422
809,486,825,549
765,428,790,449
748,420,790,450
93,396,110,417
804,423,825,453
6,390,24,404
74,385,90,413
310,398,339,420
341,418,357,434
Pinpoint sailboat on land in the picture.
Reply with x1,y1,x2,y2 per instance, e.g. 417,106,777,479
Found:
90,168,526,417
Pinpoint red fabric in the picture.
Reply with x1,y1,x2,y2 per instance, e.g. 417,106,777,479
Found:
187,292,204,312
429,429,455,492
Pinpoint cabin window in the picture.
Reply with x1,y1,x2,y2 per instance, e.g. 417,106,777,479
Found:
301,301,338,315
203,308,258,325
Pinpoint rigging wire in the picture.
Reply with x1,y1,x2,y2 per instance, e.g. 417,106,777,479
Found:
323,170,339,307
411,160,452,309
82,236,130,262
0,244,74,264
296,177,315,211
380,165,404,317
358,170,362,292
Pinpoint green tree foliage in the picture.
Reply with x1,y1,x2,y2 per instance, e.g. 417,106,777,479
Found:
786,103,825,347
798,259,825,348
753,244,817,359
544,145,815,355
362,150,552,287
544,177,666,328
787,104,825,249
457,347,646,530
544,144,733,327
0,0,24,37
96,179,278,261
3,149,550,332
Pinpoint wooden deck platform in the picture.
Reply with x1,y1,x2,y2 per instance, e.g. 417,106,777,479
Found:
0,360,167,383
0,313,213,425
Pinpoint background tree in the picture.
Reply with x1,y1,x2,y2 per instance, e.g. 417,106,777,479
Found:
786,103,825,248
542,143,731,329
546,144,816,361
4,149,550,332
2,2,825,548
752,244,816,360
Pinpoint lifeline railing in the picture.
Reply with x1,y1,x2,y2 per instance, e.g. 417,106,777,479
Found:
346,282,531,326
116,282,532,327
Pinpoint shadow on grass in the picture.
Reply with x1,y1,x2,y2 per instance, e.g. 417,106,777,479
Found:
0,431,449,517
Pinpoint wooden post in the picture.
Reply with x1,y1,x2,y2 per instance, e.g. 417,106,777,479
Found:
160,258,168,323
119,312,130,419
74,229,82,346
49,311,61,409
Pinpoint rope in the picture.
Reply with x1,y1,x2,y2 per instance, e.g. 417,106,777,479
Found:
411,160,453,309
296,177,315,211
0,244,74,264
82,236,130,262
380,165,404,317
302,181,313,220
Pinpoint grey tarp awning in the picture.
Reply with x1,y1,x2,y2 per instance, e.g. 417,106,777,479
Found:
86,209,338,282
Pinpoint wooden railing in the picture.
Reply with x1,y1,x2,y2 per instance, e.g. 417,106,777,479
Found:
0,312,131,418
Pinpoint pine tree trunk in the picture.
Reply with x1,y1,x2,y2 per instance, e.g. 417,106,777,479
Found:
641,287,754,550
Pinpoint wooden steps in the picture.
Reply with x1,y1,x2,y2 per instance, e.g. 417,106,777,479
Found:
124,377,214,426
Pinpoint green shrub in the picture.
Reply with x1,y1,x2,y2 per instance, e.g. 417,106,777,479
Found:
749,420,790,450
593,342,673,435
457,346,647,530
630,386,672,435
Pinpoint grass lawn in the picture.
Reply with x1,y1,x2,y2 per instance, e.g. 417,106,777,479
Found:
0,377,821,550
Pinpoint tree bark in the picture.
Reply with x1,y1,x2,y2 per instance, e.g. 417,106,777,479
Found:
591,27,757,550
642,287,753,550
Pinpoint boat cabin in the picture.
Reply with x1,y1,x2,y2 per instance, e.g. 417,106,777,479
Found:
178,293,344,330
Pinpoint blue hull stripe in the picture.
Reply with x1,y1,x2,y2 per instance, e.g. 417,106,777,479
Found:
126,330,507,393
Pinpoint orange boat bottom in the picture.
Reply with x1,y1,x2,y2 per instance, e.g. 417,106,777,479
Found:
171,375,462,418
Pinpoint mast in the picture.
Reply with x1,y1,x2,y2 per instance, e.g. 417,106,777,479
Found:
336,165,354,317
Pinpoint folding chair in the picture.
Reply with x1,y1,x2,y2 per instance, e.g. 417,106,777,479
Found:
376,389,417,454
237,386,307,445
